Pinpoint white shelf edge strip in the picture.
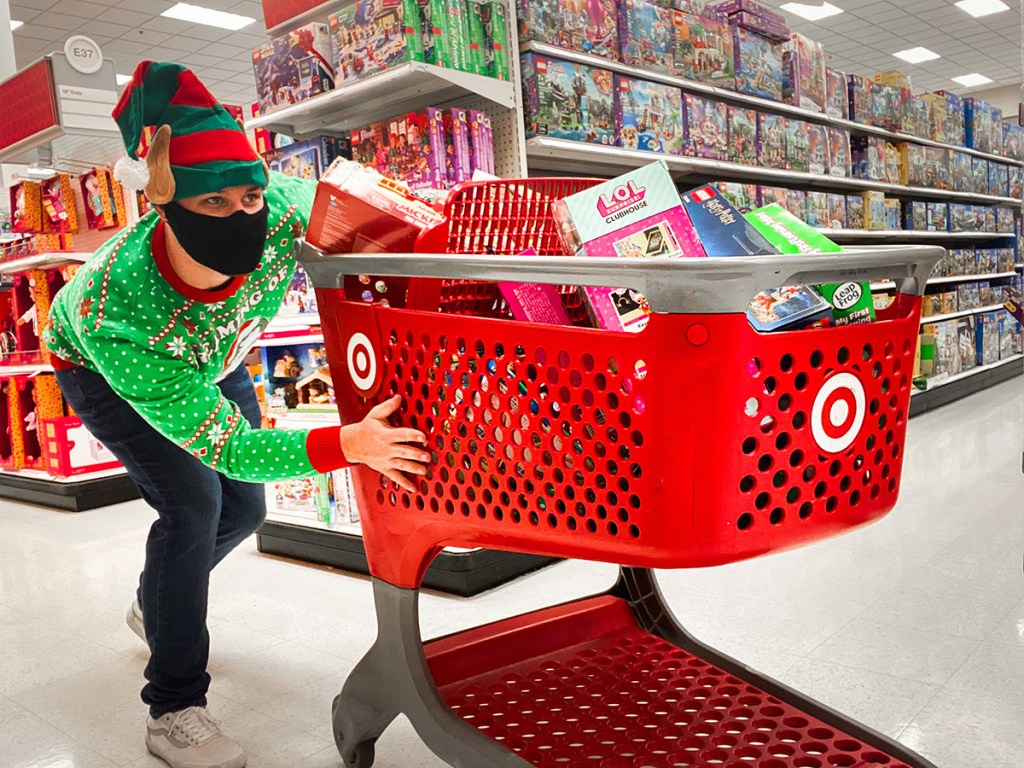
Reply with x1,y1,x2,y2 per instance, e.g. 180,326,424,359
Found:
912,354,1024,395
920,303,1008,325
520,41,1024,170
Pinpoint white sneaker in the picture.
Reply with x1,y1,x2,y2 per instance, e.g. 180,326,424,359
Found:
127,599,147,644
146,706,246,768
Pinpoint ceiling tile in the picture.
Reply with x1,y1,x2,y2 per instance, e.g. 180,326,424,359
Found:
95,7,152,26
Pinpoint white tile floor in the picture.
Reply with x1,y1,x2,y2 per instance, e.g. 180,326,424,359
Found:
1,379,1022,768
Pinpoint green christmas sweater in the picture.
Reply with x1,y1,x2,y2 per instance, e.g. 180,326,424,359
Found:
45,171,348,483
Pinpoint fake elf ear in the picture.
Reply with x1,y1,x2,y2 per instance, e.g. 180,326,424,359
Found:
145,125,176,205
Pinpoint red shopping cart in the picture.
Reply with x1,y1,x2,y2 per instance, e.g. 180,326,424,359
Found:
301,178,944,768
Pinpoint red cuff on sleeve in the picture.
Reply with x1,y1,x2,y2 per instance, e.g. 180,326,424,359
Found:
306,426,351,473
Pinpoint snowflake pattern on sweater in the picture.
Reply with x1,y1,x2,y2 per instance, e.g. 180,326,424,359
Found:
46,172,344,483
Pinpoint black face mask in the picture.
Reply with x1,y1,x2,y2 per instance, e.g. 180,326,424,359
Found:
163,200,269,276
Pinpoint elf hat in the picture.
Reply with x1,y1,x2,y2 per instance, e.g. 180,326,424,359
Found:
111,61,268,204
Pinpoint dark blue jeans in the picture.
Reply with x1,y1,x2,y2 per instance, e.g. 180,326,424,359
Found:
55,364,266,718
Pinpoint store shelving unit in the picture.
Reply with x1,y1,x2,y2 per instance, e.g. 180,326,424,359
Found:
0,466,138,512
920,303,1007,325
822,229,1016,242
872,271,1019,291
910,354,1024,416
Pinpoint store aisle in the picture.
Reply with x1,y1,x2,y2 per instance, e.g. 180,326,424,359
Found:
0,379,1021,768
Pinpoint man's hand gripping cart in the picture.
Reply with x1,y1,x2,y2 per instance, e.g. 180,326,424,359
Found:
300,178,945,768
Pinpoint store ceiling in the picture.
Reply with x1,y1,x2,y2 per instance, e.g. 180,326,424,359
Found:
7,0,1024,108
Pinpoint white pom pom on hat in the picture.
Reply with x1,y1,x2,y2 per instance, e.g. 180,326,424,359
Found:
113,155,150,190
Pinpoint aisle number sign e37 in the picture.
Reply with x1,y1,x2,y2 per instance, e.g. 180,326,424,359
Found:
63,36,104,75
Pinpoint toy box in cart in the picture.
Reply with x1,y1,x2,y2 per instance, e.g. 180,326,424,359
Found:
252,23,335,115
521,53,616,145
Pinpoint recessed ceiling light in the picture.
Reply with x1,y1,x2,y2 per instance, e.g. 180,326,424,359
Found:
10,20,23,30
160,2,255,30
116,74,133,86
779,2,844,21
955,0,1009,17
953,73,994,87
894,47,940,64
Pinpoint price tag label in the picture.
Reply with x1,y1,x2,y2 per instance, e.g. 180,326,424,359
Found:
63,36,103,75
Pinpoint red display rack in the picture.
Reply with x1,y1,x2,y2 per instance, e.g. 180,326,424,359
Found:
300,178,945,768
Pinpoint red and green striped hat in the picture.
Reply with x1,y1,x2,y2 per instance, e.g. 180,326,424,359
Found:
112,60,267,202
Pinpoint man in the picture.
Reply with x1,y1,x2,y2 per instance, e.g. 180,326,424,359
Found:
45,61,430,768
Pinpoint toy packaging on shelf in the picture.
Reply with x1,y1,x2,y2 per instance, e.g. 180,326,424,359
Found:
958,316,978,372
671,10,735,88
1010,165,1023,198
784,119,810,172
465,0,487,75
553,162,705,331
976,311,1001,365
619,0,674,74
964,97,1002,154
468,110,495,174
971,158,988,195
685,95,728,160
559,0,619,60
926,146,951,191
517,0,559,42
979,280,995,305
932,90,966,147
779,33,825,112
714,182,759,212
264,136,348,181
253,23,335,115
757,112,786,169
383,111,447,190
727,106,758,165
958,282,981,309
862,190,886,230
521,54,617,145
1003,123,1024,162
995,207,1015,232
350,122,388,172
884,142,901,185
902,201,928,231
884,197,901,230
899,143,927,187
826,193,847,229
803,190,828,227
807,124,827,175
977,248,997,273
847,74,872,125
997,247,1016,271
615,76,686,154
931,320,960,376
908,95,930,139
760,186,806,220
732,28,782,101
827,128,851,177
330,0,425,81
950,150,972,192
869,71,911,133
928,202,949,231
482,0,511,78
999,313,1023,358
679,183,776,256
427,107,471,184
846,194,863,226
989,162,1010,197
824,67,849,119
852,135,886,181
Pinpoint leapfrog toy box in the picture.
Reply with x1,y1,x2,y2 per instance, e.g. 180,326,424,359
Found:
733,27,781,101
615,75,686,155
672,10,735,89
522,53,616,145
553,161,706,332
253,23,335,115
685,95,728,160
329,0,423,85
619,0,674,74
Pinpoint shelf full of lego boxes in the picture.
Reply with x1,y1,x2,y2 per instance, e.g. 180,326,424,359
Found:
0,169,135,483
515,0,1024,219
245,0,525,179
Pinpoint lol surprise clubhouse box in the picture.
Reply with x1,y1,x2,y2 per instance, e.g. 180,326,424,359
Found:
559,0,620,60
521,53,616,145
329,0,423,85
553,161,706,332
615,75,686,155
672,10,735,89
685,95,728,160
728,106,757,165
252,23,335,115
619,0,674,74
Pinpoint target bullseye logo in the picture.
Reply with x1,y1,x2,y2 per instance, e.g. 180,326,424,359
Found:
347,332,377,392
811,372,866,454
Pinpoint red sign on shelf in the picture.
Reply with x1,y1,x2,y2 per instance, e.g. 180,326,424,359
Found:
0,60,58,154
262,0,338,31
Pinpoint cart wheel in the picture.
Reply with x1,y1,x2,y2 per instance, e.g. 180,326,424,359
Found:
342,739,375,768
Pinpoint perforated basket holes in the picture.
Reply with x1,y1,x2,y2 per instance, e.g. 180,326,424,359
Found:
736,340,910,534
375,329,649,541
441,627,913,768
437,281,593,327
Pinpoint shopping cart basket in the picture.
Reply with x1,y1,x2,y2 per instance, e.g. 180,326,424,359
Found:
301,178,945,768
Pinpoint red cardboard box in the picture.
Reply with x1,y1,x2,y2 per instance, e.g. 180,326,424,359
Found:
41,416,122,477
